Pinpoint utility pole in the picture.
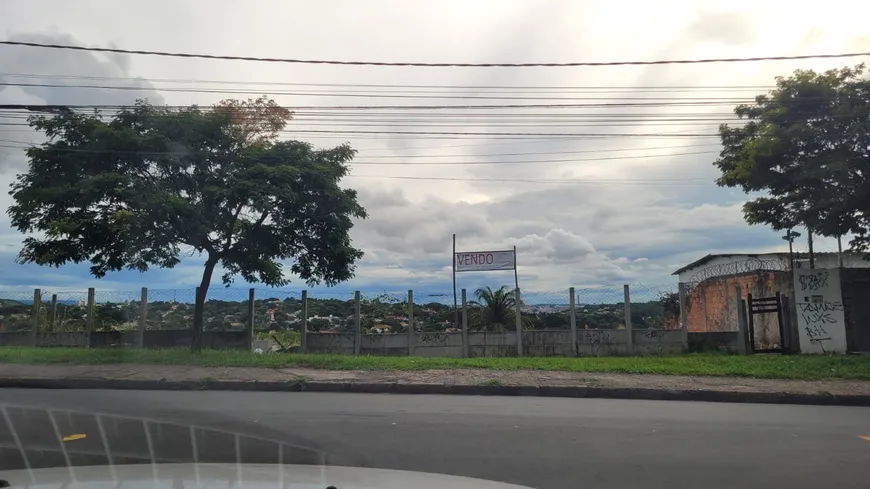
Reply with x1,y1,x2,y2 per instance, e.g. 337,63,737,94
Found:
837,235,844,268
807,228,815,269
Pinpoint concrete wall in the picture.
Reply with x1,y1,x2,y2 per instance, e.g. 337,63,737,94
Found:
416,332,464,357
0,332,30,346
794,268,847,353
468,331,517,357
37,332,89,347
576,329,628,356
840,268,870,352
632,329,684,355
688,331,741,352
305,329,689,357
522,330,571,357
362,333,412,356
306,333,355,354
0,330,250,349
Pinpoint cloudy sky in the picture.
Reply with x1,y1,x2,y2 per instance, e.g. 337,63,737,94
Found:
0,0,868,297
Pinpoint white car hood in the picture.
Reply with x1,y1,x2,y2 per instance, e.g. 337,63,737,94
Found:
0,463,534,489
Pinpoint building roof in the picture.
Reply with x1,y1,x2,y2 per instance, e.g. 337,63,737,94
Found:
671,251,847,276
671,253,783,276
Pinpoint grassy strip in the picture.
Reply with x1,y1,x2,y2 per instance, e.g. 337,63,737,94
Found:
1,347,869,380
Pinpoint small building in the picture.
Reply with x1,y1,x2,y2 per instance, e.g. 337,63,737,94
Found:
672,252,870,353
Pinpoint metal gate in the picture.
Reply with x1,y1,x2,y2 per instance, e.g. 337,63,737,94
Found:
747,293,786,353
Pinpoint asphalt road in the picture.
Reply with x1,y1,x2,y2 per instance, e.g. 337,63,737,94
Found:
1,389,868,489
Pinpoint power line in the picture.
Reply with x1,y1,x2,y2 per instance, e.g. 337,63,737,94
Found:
273,129,717,138
353,143,722,158
0,140,715,164
0,81,766,100
0,97,835,111
351,150,717,165
0,72,779,91
347,175,710,185
2,40,867,68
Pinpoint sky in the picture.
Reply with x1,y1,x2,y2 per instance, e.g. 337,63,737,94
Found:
0,0,868,298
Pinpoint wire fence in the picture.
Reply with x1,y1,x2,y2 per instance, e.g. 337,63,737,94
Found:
0,284,678,336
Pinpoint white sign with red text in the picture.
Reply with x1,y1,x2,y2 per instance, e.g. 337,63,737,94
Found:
454,250,515,272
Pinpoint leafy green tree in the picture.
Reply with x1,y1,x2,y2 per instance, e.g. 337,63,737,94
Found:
713,64,870,243
7,96,367,350
539,312,569,330
95,306,127,332
308,318,332,331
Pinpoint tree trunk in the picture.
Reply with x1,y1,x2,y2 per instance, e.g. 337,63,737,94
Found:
191,255,219,352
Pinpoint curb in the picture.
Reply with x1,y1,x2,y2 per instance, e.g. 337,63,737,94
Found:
2,377,869,406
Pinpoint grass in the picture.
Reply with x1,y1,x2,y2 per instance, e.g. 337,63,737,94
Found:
0,347,869,380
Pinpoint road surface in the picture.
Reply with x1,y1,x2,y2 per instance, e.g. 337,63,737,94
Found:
1,389,868,489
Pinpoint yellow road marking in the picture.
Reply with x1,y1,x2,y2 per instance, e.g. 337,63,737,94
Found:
62,434,86,442
859,436,870,442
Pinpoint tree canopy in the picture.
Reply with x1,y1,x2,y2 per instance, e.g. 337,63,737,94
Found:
7,96,367,349
713,64,870,245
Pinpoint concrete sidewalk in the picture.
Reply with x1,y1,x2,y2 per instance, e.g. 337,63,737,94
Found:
2,363,869,406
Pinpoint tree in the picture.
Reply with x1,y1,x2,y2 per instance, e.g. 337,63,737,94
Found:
713,64,870,244
7,96,367,350
95,306,127,332
469,285,532,331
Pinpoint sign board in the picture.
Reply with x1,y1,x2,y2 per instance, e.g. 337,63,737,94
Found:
454,250,515,272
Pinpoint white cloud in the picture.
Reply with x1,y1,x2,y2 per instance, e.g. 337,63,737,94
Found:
0,1,867,292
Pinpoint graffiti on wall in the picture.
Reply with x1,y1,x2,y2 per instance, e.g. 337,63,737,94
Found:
420,332,448,345
798,271,829,292
794,268,847,353
796,300,843,352
637,329,681,355
580,330,614,356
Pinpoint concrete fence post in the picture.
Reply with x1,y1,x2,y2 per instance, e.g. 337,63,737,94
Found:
85,287,95,348
354,291,361,355
48,294,57,332
569,287,578,356
735,286,749,355
30,289,41,347
137,287,147,348
678,282,689,348
623,284,633,354
407,290,415,356
514,288,523,357
300,290,308,353
461,288,469,358
247,288,255,352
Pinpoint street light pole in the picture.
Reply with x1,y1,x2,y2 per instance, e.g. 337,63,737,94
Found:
782,229,801,270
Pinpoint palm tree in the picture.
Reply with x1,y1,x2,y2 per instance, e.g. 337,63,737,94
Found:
469,286,530,331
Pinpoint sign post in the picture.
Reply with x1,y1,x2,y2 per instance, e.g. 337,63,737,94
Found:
513,246,519,291
452,237,520,329
452,234,458,328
